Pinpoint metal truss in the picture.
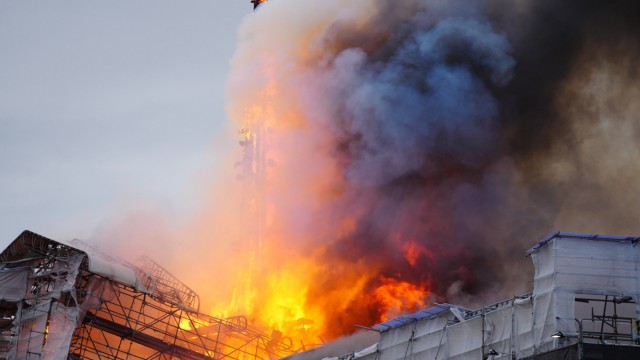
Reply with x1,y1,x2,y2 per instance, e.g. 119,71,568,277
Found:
0,231,297,360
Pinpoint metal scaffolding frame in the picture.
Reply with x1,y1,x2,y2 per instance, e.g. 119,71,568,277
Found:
0,230,297,360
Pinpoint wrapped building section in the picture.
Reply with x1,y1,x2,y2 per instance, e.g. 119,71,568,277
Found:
528,233,640,352
0,230,297,360
288,232,640,360
336,298,536,360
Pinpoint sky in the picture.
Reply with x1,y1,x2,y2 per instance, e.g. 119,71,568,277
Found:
0,1,250,247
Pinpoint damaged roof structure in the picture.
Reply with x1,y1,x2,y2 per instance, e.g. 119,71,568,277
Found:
287,232,640,360
0,230,296,360
2,230,639,359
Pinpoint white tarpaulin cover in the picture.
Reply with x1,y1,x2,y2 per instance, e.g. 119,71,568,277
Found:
531,233,640,353
41,303,79,360
1,236,83,359
86,255,148,293
351,299,534,360
0,268,28,302
15,300,51,360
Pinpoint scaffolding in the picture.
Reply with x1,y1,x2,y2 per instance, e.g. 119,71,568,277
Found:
0,230,297,360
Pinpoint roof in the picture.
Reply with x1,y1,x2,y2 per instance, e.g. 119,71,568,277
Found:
2,230,149,293
372,303,471,332
526,231,640,255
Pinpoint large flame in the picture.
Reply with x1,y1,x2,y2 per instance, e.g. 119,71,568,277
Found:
104,0,640,351
217,54,433,342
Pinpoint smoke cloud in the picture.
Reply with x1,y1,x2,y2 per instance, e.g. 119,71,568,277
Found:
199,0,640,340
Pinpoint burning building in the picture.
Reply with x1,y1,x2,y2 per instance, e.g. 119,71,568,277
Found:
286,232,640,360
3,0,640,357
0,230,298,360
3,230,638,360
219,0,640,342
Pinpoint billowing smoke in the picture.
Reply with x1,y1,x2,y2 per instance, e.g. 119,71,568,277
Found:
218,0,640,339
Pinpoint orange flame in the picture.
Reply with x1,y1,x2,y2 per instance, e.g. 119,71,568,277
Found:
212,68,432,345
179,318,193,331
401,239,435,268
374,276,429,322
187,38,435,348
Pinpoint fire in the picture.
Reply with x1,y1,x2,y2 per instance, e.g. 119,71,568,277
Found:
178,316,211,332
179,318,192,331
252,258,326,345
400,239,436,268
200,47,436,345
128,0,640,353
188,2,446,348
373,276,429,322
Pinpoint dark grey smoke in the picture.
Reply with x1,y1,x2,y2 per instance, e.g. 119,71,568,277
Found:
298,0,640,334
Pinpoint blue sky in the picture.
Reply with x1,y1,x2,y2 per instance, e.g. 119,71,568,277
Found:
0,1,250,246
